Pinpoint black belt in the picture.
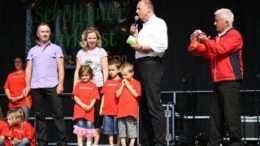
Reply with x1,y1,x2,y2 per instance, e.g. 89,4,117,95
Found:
136,56,162,63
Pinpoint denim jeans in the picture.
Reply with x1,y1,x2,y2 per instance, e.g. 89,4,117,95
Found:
15,138,30,146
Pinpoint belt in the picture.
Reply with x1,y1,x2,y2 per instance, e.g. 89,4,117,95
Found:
136,56,162,63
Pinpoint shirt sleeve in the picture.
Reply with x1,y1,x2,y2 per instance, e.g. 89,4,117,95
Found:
100,83,106,94
26,49,33,61
0,122,9,136
55,46,64,58
76,49,82,58
205,30,243,57
151,20,168,53
92,85,100,100
100,48,108,58
3,74,10,89
23,123,35,140
72,84,80,97
133,80,142,97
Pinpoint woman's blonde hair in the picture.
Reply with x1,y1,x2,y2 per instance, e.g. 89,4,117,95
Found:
80,26,102,49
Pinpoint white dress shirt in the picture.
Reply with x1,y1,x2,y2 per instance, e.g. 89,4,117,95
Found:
136,15,168,59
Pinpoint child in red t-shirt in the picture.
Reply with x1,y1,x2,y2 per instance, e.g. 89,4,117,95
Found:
72,65,100,146
7,108,35,146
4,57,32,120
99,60,121,146
0,108,9,146
116,62,141,146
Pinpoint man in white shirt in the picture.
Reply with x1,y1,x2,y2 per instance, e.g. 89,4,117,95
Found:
130,0,168,145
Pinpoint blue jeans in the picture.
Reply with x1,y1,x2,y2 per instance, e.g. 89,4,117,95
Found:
0,138,4,146
102,115,118,135
15,138,30,146
76,119,94,129
20,106,31,120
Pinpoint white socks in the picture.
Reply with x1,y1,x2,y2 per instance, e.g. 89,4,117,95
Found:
86,140,92,146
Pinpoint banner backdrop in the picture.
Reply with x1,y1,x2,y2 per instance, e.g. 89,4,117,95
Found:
25,0,136,69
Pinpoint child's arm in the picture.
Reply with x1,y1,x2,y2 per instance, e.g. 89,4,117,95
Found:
85,99,96,112
74,96,87,109
99,95,105,115
125,80,139,98
116,80,125,98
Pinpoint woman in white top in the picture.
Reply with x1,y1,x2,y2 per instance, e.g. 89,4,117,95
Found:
73,26,108,145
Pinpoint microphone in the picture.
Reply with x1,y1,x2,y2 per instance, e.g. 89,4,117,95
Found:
126,16,139,45
134,15,139,26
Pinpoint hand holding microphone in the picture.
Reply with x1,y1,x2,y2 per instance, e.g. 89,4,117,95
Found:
127,15,143,51
130,15,139,37
127,16,139,46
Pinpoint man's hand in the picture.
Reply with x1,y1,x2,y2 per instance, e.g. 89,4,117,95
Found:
130,24,138,37
131,43,142,52
23,86,31,97
56,84,64,95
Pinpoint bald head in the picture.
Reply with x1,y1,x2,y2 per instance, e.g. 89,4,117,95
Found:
136,0,155,22
140,0,154,12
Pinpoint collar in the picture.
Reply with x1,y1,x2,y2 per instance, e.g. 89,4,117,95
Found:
144,14,156,25
218,26,233,37
37,41,51,47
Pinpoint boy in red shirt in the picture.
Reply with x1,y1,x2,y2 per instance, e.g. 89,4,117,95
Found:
99,60,121,146
72,65,100,146
116,62,141,146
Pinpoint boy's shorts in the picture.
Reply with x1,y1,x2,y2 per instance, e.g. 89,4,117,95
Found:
118,117,137,138
102,115,118,135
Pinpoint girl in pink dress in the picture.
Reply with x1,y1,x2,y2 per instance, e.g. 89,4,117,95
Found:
72,65,100,146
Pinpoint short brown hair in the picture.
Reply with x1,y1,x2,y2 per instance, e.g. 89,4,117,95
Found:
37,22,51,32
79,65,94,80
109,59,121,69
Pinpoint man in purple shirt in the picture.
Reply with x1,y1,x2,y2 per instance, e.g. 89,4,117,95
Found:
24,22,68,146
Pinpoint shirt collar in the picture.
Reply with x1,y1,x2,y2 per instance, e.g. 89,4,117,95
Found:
37,41,51,47
144,14,156,25
218,26,233,37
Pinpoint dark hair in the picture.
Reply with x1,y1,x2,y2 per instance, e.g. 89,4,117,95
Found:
78,65,94,80
109,59,121,69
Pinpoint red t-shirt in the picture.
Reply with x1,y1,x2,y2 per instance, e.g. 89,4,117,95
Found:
0,120,9,137
4,71,32,108
117,79,141,120
100,79,121,116
0,120,10,146
9,121,35,146
72,81,100,123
